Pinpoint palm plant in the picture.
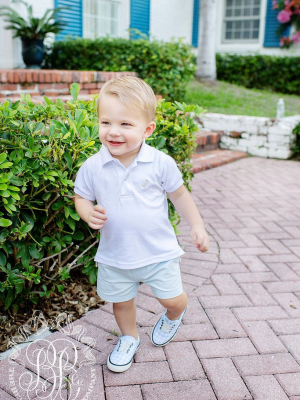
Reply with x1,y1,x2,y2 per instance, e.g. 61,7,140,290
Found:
0,0,65,40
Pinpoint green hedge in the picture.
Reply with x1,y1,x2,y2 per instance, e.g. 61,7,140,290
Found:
216,53,300,95
43,37,196,102
0,83,204,311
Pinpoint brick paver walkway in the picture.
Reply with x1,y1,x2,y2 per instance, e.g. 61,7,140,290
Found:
1,156,300,400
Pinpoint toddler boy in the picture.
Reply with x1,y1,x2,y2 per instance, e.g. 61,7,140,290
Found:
74,76,209,373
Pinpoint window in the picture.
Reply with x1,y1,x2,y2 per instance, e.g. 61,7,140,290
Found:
223,0,261,42
83,0,121,39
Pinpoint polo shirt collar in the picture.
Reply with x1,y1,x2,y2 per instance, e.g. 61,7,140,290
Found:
100,139,154,166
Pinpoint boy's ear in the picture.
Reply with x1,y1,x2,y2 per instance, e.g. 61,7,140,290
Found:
143,121,156,138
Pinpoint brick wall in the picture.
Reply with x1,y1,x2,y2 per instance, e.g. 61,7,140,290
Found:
0,69,137,102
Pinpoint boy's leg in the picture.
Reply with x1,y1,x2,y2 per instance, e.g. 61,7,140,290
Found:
157,291,188,320
113,298,138,340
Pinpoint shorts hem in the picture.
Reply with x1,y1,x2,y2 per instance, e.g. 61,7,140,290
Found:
97,291,138,303
152,287,183,300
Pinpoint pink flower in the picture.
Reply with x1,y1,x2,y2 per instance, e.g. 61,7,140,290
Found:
284,0,290,5
292,31,300,43
277,9,291,23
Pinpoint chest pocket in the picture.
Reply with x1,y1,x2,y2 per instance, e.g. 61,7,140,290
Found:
135,179,163,201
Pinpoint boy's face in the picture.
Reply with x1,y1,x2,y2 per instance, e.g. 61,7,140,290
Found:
98,94,156,164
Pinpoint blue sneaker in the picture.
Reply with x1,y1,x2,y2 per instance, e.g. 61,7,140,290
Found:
151,309,186,347
107,335,140,373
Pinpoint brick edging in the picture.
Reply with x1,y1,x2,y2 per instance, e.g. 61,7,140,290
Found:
0,69,137,98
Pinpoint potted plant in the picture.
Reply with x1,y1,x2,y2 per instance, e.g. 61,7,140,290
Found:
0,0,65,68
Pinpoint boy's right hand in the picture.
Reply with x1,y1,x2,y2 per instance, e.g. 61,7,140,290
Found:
88,205,107,230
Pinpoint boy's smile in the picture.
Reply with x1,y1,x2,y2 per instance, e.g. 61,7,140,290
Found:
98,94,156,166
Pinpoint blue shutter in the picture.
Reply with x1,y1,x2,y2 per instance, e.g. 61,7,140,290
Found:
264,0,290,47
54,0,82,41
130,0,150,39
192,0,200,47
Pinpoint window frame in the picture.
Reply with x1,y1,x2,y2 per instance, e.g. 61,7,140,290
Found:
222,0,261,44
83,0,122,39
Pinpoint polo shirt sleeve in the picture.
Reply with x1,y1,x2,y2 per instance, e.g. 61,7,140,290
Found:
74,160,96,201
161,154,184,193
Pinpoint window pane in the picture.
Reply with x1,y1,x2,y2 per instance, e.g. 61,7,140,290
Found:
227,21,233,29
253,7,259,15
236,0,242,6
234,31,241,39
252,30,259,38
226,8,233,17
245,0,251,5
226,31,232,39
253,20,259,28
235,8,241,16
244,7,251,16
227,0,233,6
243,31,250,39
244,20,250,29
235,21,242,29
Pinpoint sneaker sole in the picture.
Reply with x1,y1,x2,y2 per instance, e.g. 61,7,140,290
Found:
107,344,140,373
151,308,187,347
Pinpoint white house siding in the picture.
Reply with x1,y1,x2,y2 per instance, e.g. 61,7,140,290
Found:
215,0,300,56
0,0,54,68
150,0,193,43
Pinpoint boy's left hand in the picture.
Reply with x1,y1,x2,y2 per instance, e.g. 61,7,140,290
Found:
191,224,210,252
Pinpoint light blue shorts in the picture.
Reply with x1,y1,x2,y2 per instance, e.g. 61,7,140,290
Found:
96,257,183,303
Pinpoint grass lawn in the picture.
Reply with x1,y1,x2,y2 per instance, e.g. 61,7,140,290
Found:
185,79,300,118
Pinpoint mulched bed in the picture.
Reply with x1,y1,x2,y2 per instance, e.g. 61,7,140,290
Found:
0,270,105,353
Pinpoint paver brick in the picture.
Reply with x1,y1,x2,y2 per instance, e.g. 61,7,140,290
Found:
238,255,270,272
219,248,241,264
182,296,209,324
266,262,300,281
199,294,252,308
263,281,300,293
103,361,173,386
213,263,249,274
232,271,278,283
174,323,218,341
272,293,300,318
239,282,277,306
0,388,17,400
241,320,287,354
106,385,143,400
263,240,292,254
68,365,105,400
134,327,166,363
233,246,273,256
211,273,243,295
0,358,50,399
194,337,257,358
82,309,119,333
260,254,300,263
232,305,289,321
268,318,300,335
244,375,289,400
237,233,265,247
164,342,205,380
205,308,247,338
233,353,300,375
141,380,217,400
276,373,300,396
279,334,300,363
202,358,252,400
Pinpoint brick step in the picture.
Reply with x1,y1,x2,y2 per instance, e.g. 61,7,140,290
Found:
194,131,221,153
191,149,248,174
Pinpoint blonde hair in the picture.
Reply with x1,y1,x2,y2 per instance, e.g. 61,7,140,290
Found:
97,76,157,122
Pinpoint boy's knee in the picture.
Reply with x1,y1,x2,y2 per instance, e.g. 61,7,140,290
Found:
113,298,135,311
159,292,188,310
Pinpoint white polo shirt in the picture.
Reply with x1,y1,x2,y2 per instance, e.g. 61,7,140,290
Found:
74,140,185,269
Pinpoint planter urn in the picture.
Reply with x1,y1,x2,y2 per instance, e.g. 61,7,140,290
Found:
21,38,45,69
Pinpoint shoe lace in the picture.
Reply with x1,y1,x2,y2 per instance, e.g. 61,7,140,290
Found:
117,339,133,354
160,319,176,333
